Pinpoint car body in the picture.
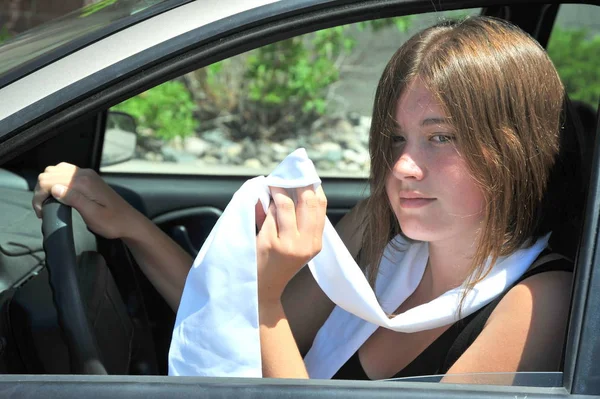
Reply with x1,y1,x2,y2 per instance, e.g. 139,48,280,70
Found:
0,0,599,398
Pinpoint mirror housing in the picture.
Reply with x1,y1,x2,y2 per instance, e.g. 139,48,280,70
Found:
101,111,137,167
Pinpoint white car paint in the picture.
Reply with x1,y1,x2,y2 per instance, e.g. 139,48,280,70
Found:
0,0,280,123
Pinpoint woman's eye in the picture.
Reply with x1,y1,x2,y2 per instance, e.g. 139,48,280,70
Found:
431,134,454,144
391,135,406,146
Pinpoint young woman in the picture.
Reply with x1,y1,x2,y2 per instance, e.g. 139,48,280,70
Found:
33,16,577,382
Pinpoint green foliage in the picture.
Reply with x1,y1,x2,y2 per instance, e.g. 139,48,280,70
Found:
245,16,413,114
245,33,339,115
80,0,117,17
0,26,11,44
240,16,413,138
357,16,414,32
443,9,480,21
547,27,600,108
112,81,198,141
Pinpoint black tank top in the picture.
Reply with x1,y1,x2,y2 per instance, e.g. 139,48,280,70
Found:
332,253,572,380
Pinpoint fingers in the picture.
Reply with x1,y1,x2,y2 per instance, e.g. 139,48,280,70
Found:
32,182,48,218
256,185,327,300
296,186,319,234
314,186,327,237
296,186,327,255
258,201,278,241
270,186,297,237
32,163,101,218
255,200,267,231
33,164,74,217
263,185,327,247
52,182,102,217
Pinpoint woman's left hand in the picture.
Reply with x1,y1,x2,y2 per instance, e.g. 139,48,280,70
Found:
255,185,327,305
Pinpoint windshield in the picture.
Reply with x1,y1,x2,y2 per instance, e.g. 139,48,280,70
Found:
0,0,173,85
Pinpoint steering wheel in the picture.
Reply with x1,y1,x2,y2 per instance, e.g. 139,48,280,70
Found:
41,197,108,375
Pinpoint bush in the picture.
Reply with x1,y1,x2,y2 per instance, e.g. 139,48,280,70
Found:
547,27,600,108
112,80,198,141
207,17,414,141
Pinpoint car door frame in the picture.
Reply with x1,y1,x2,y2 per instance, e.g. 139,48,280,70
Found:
0,0,599,397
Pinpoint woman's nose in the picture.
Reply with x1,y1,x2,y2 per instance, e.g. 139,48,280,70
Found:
392,151,425,180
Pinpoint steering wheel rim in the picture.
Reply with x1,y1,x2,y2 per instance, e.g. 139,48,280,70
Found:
41,197,107,375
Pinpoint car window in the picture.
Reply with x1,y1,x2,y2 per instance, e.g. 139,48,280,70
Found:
387,371,563,387
547,4,600,110
101,8,482,178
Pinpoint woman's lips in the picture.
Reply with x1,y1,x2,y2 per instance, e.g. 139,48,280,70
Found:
398,197,436,208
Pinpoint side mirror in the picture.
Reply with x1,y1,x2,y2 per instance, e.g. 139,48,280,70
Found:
101,111,138,167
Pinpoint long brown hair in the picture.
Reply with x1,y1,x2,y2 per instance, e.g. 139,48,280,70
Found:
361,16,565,305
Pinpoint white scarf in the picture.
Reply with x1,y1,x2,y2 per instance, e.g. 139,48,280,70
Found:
168,149,550,378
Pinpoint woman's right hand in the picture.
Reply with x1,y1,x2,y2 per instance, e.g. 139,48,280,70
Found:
255,186,327,305
32,162,139,240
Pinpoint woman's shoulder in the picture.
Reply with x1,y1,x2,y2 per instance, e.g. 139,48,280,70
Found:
489,254,573,326
500,269,572,314
446,257,573,373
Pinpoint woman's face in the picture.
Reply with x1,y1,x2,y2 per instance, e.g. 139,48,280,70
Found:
385,78,485,245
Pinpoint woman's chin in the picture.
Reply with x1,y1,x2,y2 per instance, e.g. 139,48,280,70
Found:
398,221,436,242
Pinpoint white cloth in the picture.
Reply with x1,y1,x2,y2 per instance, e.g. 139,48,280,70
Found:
168,148,550,378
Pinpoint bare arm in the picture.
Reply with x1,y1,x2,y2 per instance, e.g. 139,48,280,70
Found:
257,189,367,378
442,271,572,384
121,211,192,310
33,163,192,311
282,199,367,355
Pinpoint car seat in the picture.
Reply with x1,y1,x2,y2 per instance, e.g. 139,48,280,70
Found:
537,97,594,262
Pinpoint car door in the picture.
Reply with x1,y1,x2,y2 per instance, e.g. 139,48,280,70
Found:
0,0,600,398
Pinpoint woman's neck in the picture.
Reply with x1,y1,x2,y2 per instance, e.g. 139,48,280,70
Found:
424,236,479,297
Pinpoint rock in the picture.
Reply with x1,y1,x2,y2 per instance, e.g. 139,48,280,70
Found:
183,137,210,157
202,129,232,146
316,142,342,153
283,138,299,149
241,139,258,159
334,119,355,136
258,153,273,166
225,143,243,159
315,142,343,163
344,162,362,172
206,147,224,160
202,156,219,164
307,130,328,145
346,139,367,154
348,112,361,126
316,160,335,171
358,117,372,145
343,149,369,165
170,136,184,150
144,152,163,162
359,116,372,131
297,134,311,148
306,148,323,162
356,129,370,146
271,142,289,156
162,147,196,163
243,158,263,169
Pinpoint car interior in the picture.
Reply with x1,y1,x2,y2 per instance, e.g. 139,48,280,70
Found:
0,2,598,381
